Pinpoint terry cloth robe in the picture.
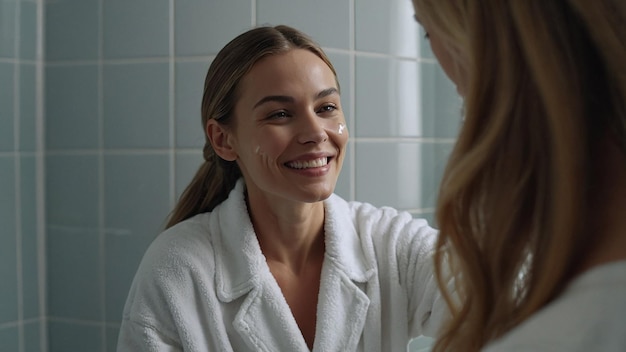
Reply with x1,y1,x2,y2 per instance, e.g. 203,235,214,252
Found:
117,179,448,352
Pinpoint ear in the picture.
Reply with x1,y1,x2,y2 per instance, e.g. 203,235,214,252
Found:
206,120,237,161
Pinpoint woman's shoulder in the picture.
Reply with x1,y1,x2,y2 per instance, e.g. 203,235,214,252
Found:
484,261,626,352
137,213,217,280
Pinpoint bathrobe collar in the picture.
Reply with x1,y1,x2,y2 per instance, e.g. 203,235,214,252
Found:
212,178,376,302
210,179,377,351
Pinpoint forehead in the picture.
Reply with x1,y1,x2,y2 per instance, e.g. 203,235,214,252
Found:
237,49,337,99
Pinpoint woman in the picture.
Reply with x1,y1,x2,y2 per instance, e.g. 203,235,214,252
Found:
411,0,626,351
117,25,447,351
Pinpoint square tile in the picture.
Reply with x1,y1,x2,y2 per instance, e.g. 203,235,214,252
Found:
0,156,18,325
174,151,203,199
0,326,18,352
0,1,16,58
19,63,36,152
419,27,434,60
23,320,42,352
257,0,351,50
48,321,102,352
105,229,155,323
19,0,37,60
20,156,40,319
47,225,102,320
175,60,210,148
0,62,15,151
103,0,169,59
104,154,171,238
175,0,252,56
355,141,449,210
45,155,99,228
355,56,420,137
45,64,99,150
103,63,170,149
45,0,99,61
106,326,120,352
420,63,463,138
355,0,418,57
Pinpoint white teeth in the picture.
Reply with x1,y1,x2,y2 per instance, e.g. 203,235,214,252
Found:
286,157,328,169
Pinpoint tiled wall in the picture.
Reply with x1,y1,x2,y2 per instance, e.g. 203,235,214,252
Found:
0,0,45,351
1,0,461,351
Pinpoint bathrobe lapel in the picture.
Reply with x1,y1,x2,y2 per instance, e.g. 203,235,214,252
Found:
211,180,309,351
212,180,377,351
312,194,378,352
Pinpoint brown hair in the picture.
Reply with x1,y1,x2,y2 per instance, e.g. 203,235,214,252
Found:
412,0,626,350
166,25,339,228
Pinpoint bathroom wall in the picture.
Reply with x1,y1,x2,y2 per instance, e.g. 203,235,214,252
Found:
1,0,460,351
0,0,45,351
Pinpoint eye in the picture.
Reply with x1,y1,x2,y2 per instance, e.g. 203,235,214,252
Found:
317,104,338,114
266,110,290,120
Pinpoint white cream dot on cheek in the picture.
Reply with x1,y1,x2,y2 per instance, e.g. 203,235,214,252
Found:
338,123,345,135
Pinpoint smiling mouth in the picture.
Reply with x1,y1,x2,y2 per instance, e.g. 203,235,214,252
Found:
285,157,329,169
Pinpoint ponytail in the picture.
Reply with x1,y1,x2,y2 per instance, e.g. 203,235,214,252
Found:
165,144,241,229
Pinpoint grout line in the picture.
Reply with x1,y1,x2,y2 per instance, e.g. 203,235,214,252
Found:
251,0,257,26
97,0,106,350
169,0,176,208
348,0,356,201
14,0,25,350
34,0,48,349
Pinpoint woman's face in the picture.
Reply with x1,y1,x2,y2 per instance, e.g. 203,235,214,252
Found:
227,49,348,205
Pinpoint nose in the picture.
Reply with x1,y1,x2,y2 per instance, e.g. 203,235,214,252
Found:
297,112,328,144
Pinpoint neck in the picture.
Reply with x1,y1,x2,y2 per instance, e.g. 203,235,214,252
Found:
246,192,326,274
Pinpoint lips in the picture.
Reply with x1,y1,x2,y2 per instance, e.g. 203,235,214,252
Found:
285,157,329,169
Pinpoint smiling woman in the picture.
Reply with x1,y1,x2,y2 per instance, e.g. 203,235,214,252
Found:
116,25,449,352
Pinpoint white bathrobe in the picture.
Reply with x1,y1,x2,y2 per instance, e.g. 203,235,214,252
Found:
117,180,448,352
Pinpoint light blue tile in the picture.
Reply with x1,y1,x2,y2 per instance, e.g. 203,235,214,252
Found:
0,326,18,352
45,0,98,61
175,60,210,148
103,0,169,59
48,321,102,352
106,326,119,352
0,1,16,58
355,141,444,210
355,55,420,137
0,62,15,151
408,335,434,352
0,156,18,325
45,155,99,228
103,63,170,149
21,156,39,319
175,0,251,56
355,0,419,57
45,65,99,150
257,0,350,50
19,63,36,152
419,27,434,60
105,228,155,324
420,63,463,138
174,151,203,199
104,154,171,238
19,0,37,60
326,52,352,133
24,320,41,352
47,226,102,320
413,211,436,229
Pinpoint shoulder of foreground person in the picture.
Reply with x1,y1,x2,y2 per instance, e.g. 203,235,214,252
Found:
483,261,626,352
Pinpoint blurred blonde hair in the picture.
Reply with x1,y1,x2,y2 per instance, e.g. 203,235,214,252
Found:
412,0,626,350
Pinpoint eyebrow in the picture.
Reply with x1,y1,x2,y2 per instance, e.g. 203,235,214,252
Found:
253,87,339,109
